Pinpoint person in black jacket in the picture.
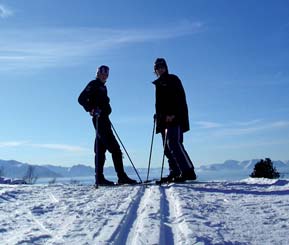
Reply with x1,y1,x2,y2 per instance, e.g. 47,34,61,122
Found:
153,58,196,183
78,65,137,185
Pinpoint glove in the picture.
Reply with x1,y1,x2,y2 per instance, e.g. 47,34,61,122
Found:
90,108,101,117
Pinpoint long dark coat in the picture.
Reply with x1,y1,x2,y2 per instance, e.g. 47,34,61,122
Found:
153,72,190,134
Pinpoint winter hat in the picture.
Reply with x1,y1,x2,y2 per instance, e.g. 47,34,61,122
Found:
154,58,168,71
97,65,110,75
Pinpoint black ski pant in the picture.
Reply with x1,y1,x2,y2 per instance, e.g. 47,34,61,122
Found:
93,116,125,181
161,126,195,176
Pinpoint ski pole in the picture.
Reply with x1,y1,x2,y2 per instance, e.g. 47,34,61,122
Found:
110,122,143,183
93,112,100,189
145,116,156,183
159,128,168,185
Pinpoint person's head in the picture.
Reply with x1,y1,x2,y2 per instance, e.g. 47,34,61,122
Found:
96,65,110,83
154,58,168,77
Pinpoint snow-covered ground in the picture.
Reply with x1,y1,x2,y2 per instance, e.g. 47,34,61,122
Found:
1,178,289,245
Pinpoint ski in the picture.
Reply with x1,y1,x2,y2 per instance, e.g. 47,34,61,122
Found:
165,180,201,186
155,179,199,185
92,179,157,188
92,179,203,189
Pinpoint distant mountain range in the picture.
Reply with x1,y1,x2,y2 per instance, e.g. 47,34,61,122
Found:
0,160,94,178
198,159,289,173
1,159,289,180
0,159,164,179
197,159,289,180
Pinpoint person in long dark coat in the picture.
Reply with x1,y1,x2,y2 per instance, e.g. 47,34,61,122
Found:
153,58,197,183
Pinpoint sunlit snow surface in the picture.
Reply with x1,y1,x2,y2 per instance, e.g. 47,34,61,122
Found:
1,178,289,244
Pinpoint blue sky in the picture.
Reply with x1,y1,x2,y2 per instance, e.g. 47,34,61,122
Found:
1,0,289,168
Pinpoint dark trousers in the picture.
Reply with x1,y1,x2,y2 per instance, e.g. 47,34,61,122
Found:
93,117,125,180
161,126,194,176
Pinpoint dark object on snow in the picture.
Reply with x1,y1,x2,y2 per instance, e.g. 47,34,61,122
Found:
250,158,280,179
0,177,27,185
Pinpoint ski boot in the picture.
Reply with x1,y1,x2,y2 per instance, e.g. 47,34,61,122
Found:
118,173,137,185
97,176,115,186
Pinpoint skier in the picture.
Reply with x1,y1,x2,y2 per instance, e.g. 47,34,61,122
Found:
78,65,137,186
152,58,197,183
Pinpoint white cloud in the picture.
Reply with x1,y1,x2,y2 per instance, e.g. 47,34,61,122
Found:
0,22,204,70
216,139,289,150
193,119,289,138
213,120,289,137
30,143,89,153
0,141,27,148
0,4,12,18
0,141,89,153
0,56,25,60
195,121,223,129
234,119,263,127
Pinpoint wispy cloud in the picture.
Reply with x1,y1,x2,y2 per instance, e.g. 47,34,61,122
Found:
0,141,89,153
213,120,289,137
0,22,204,70
216,139,289,150
0,4,12,18
193,119,289,137
0,141,27,148
233,119,263,127
216,121,289,136
194,121,223,129
30,143,89,153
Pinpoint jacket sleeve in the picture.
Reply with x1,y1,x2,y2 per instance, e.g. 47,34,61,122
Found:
78,81,97,112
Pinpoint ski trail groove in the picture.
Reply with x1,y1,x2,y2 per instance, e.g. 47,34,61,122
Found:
126,186,162,245
166,186,195,244
160,186,174,245
169,188,186,243
107,186,146,244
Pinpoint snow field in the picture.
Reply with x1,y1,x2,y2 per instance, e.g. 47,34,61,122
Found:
1,179,289,244
166,181,289,244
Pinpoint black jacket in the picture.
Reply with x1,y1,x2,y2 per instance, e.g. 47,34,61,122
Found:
78,78,112,117
153,72,190,134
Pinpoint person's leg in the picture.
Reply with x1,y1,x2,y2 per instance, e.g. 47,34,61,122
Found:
105,129,125,177
94,139,115,185
166,126,196,180
100,121,137,184
161,130,181,180
93,118,114,185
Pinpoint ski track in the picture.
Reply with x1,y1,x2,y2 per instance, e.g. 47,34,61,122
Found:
165,181,289,245
1,180,289,244
105,185,145,244
126,186,162,245
159,186,174,245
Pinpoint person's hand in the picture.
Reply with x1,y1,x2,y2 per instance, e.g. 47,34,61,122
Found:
90,109,95,116
90,109,101,117
165,115,175,123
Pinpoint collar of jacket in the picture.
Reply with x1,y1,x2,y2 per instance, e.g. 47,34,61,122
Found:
152,72,169,85
95,78,106,86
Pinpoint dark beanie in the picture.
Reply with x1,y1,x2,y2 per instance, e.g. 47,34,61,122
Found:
154,58,168,71
97,65,109,75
